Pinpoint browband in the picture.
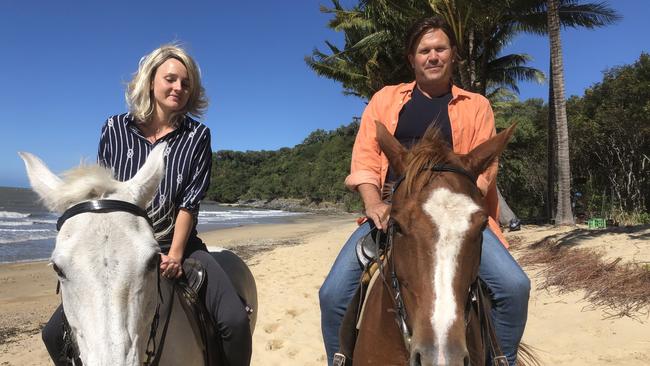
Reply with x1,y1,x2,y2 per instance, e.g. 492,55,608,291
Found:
391,163,478,197
57,199,153,231
428,164,477,185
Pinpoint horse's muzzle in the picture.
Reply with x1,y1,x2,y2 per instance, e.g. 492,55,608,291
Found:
410,344,470,366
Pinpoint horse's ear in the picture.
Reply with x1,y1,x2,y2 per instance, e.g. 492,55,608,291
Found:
123,143,166,208
18,152,64,212
375,121,407,176
462,123,517,177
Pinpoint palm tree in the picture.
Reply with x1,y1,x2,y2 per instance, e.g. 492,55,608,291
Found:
547,0,574,225
307,0,618,100
306,0,418,99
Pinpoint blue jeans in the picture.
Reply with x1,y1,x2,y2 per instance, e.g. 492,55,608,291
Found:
319,222,530,366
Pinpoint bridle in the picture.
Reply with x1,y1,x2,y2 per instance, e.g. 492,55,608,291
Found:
56,199,153,230
55,199,170,366
376,163,482,353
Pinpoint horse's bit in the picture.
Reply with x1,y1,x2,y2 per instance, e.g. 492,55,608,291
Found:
55,199,168,366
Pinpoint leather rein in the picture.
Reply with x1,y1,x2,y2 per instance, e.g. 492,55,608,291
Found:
55,199,169,366
377,164,503,361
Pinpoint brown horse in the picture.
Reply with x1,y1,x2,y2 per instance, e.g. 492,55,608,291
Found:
351,122,521,366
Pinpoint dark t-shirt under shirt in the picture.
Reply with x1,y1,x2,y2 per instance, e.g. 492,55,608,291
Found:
386,86,453,184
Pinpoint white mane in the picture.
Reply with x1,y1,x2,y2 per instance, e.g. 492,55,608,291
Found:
46,165,119,212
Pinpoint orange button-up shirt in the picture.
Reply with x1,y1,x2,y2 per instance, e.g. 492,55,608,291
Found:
345,82,508,247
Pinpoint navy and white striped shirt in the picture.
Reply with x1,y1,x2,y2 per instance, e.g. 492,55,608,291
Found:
98,113,212,248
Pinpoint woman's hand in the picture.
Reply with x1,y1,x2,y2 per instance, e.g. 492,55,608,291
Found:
160,253,183,279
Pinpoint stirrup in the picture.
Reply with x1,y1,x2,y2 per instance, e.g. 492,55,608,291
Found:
493,355,509,366
333,353,347,366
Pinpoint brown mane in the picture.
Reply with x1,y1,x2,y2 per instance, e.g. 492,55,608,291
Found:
401,126,456,196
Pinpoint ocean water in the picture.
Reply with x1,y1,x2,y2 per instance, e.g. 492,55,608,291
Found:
0,187,303,264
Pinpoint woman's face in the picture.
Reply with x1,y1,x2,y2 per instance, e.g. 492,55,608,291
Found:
151,58,191,115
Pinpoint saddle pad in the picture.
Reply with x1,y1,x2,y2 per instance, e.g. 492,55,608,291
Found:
356,264,382,330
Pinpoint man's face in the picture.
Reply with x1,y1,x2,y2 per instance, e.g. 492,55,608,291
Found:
408,29,455,88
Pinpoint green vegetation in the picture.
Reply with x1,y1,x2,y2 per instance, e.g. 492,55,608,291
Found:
206,122,363,212
207,54,649,223
498,54,650,223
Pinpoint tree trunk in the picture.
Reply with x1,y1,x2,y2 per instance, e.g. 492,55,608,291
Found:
547,57,556,222
548,0,574,225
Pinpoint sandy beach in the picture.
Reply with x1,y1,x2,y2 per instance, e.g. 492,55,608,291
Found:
1,214,649,365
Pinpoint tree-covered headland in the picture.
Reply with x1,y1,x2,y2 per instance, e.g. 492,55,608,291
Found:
207,122,363,211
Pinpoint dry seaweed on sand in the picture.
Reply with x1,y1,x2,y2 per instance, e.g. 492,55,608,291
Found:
0,324,42,345
227,238,303,262
517,229,650,319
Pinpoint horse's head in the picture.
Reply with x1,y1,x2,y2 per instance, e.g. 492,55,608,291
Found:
376,122,515,366
20,145,166,365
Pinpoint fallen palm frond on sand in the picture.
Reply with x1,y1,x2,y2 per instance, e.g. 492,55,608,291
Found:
510,226,650,319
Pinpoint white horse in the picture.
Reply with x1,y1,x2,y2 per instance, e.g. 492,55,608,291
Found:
21,144,255,366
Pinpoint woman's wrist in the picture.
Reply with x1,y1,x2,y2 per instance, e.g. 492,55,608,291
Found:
167,248,184,262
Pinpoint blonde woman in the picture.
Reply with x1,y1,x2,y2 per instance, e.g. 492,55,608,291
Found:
42,44,252,366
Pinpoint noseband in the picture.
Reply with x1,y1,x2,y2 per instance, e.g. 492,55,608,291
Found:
56,199,169,366
380,163,480,352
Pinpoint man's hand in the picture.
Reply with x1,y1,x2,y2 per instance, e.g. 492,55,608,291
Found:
365,201,391,231
358,183,391,231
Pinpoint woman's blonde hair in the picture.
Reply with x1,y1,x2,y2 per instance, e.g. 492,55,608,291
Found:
126,44,208,126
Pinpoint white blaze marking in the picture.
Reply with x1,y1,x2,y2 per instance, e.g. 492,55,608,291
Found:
422,187,479,361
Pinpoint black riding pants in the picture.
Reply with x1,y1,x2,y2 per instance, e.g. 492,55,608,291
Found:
41,249,252,366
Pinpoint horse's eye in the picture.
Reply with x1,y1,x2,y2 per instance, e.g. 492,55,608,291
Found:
51,262,66,279
146,254,159,272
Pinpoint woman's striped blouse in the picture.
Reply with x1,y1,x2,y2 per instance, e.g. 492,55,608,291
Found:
98,113,212,246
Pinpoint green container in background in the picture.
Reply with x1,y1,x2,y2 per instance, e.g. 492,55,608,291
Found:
587,218,606,229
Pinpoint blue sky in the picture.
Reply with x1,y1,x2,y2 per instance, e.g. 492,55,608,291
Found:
1,0,648,187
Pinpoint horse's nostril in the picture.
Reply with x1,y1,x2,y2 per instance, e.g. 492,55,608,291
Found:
409,349,422,366
463,354,470,366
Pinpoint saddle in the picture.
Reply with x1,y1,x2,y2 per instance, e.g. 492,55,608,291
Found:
152,262,220,366
334,227,508,366
150,250,257,366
